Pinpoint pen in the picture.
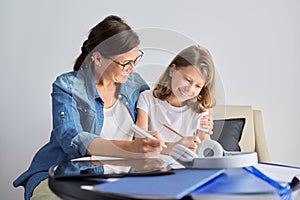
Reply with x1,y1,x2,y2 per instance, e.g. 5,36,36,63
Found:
131,124,167,148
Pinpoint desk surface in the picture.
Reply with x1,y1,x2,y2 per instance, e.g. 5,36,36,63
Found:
48,157,193,200
48,157,300,200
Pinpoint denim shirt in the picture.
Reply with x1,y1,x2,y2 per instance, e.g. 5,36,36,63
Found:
13,65,149,200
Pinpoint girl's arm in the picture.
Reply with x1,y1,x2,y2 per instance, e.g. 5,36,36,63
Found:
170,113,212,153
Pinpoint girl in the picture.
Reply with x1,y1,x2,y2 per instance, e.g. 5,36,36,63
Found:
136,45,215,153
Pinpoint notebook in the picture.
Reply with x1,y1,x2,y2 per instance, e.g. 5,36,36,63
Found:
190,167,291,200
90,168,224,199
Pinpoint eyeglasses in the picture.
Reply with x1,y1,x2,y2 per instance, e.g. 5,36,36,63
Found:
109,50,144,71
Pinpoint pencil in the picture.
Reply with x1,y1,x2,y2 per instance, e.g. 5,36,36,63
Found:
162,124,184,138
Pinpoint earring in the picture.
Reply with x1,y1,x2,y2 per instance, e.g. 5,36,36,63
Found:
169,68,174,77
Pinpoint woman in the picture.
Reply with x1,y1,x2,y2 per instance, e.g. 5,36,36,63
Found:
13,15,164,200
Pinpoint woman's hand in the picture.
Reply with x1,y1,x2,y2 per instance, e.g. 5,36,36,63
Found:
130,131,165,157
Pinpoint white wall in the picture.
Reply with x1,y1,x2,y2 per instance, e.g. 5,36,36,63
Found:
1,0,299,199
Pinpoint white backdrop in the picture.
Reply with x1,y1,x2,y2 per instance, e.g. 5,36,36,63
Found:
1,0,299,199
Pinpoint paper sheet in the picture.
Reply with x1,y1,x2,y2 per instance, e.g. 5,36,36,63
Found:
255,163,300,184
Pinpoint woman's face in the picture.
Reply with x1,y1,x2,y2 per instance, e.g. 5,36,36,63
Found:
170,65,205,104
103,47,140,83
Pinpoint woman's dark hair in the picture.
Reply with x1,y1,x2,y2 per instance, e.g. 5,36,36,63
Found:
73,15,140,71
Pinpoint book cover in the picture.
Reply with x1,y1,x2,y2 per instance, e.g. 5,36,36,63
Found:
92,168,224,199
190,167,291,200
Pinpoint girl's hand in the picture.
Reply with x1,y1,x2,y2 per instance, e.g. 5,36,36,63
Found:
188,135,200,152
200,113,213,134
177,135,200,152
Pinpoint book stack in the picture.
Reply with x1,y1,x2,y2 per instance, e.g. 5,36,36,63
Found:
81,165,299,199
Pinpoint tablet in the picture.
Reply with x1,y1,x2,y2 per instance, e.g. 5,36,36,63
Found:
49,157,175,180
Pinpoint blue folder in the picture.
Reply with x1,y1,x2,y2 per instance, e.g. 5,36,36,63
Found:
92,168,224,199
191,166,291,200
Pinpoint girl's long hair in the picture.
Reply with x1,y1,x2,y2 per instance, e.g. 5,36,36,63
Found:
153,45,216,113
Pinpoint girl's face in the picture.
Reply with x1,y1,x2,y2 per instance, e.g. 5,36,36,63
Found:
102,47,140,83
169,65,205,105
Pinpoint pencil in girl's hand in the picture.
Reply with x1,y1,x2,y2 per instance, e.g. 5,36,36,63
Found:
161,123,184,138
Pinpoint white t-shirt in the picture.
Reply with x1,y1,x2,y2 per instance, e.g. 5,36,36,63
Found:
137,90,206,142
100,99,133,174
100,99,134,140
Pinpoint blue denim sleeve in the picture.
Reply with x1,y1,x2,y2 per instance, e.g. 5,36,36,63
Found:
51,75,98,157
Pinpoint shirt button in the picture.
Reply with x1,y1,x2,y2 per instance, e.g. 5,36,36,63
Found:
84,109,87,113
60,111,65,116
118,95,122,99
125,102,129,105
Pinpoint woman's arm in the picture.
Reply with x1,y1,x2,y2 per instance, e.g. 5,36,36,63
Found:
53,74,162,159
87,136,163,158
83,105,164,158
86,108,164,158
